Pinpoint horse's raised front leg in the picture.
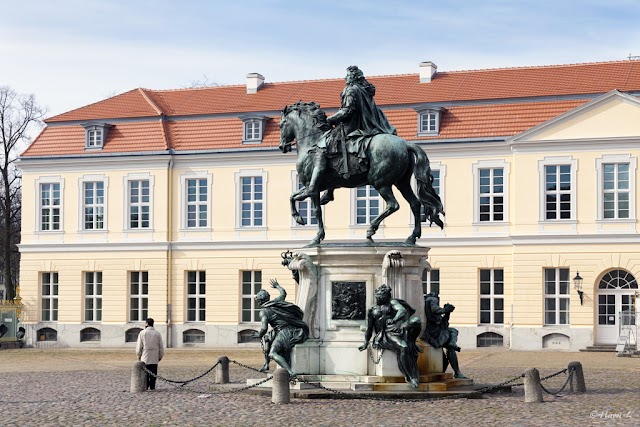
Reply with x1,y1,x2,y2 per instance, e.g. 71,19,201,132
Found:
395,179,422,245
309,194,325,245
290,189,306,226
367,186,400,241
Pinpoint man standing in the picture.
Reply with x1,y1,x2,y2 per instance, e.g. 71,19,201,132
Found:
136,318,164,390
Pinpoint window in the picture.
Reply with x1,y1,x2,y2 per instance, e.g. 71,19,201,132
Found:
83,181,105,230
414,107,442,136
238,329,261,343
37,327,57,342
130,271,149,322
479,269,504,324
87,129,102,147
294,174,317,226
186,271,206,322
544,165,572,220
240,176,264,227
41,272,58,322
420,169,440,223
603,163,630,219
422,269,440,295
183,329,205,344
474,161,509,224
244,120,262,141
83,124,111,149
125,328,142,343
477,332,504,347
354,185,381,225
596,155,636,222
544,268,570,325
241,270,262,322
478,168,504,222
128,180,150,229
40,183,61,231
599,269,638,290
84,272,102,322
186,178,208,228
80,327,101,342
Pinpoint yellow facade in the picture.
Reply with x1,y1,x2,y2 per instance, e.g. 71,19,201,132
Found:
18,90,640,350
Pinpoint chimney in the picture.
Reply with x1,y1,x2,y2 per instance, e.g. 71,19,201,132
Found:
419,62,437,83
246,73,265,94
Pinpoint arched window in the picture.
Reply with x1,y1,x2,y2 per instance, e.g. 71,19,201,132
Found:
183,329,205,344
37,327,57,342
237,329,260,343
125,327,143,343
599,270,638,289
80,327,101,342
477,332,503,347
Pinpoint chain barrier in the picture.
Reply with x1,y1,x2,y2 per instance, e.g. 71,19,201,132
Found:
539,368,573,396
142,361,220,386
140,358,577,402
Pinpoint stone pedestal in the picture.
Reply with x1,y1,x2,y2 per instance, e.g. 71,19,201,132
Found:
291,243,429,377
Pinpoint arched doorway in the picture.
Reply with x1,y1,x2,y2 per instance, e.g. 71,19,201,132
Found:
596,269,638,344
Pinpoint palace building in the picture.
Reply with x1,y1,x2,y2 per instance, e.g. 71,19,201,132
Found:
18,60,640,350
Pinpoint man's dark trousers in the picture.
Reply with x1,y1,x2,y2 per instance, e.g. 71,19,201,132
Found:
145,364,158,390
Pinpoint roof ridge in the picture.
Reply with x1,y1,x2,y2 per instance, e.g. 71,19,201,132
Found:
443,59,639,74
137,88,164,116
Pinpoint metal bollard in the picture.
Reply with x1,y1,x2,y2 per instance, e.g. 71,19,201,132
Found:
568,361,586,393
271,367,290,404
131,361,147,393
215,356,230,384
523,368,544,403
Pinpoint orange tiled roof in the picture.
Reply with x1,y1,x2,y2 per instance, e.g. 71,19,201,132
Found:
21,121,168,156
45,60,640,122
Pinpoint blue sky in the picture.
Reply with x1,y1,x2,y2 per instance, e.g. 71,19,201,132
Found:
2,0,640,118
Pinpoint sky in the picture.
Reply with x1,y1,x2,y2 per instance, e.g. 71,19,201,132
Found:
2,0,640,119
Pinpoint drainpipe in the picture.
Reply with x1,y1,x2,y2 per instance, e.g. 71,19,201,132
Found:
166,155,174,347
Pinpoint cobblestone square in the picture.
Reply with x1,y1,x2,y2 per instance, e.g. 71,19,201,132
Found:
1,348,638,426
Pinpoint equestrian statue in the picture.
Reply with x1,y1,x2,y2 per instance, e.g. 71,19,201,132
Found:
279,66,444,245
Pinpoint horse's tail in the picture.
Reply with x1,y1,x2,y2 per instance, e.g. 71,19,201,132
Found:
407,142,445,229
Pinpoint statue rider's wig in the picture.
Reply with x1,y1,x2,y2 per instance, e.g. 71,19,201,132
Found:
347,65,365,81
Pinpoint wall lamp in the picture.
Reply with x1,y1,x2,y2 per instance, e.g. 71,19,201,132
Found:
573,271,584,305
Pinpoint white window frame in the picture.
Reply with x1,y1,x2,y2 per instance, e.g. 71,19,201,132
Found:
422,268,440,295
544,268,570,326
82,124,110,150
186,271,206,322
129,271,149,322
36,177,64,232
241,270,263,323
234,169,268,229
78,174,108,232
596,154,637,222
41,272,58,322
124,173,154,231
291,171,318,227
415,107,442,136
179,171,212,230
84,271,102,322
351,185,383,226
479,268,504,325
538,156,578,222
240,115,267,144
473,160,510,225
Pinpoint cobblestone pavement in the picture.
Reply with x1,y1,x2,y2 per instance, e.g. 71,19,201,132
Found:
1,348,638,426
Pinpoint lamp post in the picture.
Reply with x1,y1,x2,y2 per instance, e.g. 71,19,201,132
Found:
573,272,584,305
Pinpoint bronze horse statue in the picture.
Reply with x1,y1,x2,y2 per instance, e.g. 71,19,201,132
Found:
279,101,444,245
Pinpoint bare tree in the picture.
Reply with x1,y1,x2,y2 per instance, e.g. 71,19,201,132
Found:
0,86,45,300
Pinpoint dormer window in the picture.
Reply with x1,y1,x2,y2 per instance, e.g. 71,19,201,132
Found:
414,106,443,136
82,123,112,150
240,115,268,144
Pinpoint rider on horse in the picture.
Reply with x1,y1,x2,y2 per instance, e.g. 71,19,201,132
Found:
299,66,397,199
